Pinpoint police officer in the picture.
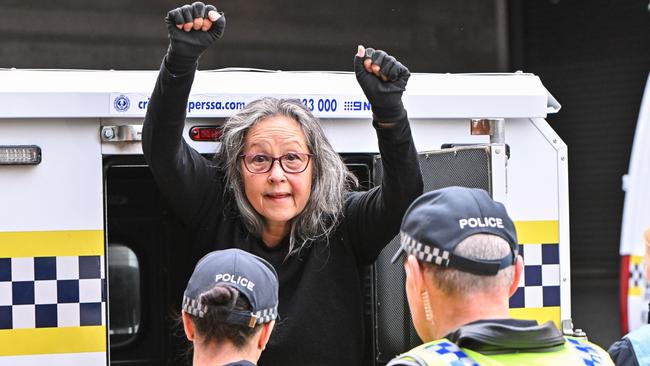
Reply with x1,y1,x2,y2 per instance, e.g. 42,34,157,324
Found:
181,249,279,366
608,228,650,366
388,186,614,365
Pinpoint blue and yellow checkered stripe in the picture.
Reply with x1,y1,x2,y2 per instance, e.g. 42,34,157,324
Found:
0,230,106,356
628,255,646,297
508,221,561,328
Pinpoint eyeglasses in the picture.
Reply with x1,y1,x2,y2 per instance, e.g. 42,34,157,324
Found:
240,152,313,174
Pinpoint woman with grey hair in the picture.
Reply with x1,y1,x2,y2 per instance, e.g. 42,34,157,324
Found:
218,97,356,255
142,2,423,365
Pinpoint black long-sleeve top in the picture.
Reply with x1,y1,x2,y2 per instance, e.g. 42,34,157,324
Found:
142,63,423,365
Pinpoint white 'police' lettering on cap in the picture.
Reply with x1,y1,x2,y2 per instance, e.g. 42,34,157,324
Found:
215,273,255,291
458,217,504,230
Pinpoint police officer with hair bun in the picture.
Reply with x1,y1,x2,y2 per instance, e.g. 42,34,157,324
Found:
143,2,423,365
388,186,614,366
181,248,279,366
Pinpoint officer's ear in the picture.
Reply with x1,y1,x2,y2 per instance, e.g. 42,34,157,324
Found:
405,254,425,294
508,255,524,297
258,320,275,350
181,311,195,342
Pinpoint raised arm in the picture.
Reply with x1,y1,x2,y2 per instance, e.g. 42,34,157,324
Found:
344,46,424,263
142,2,226,225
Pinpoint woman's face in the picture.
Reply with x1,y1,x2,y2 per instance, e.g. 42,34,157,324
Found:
241,115,313,230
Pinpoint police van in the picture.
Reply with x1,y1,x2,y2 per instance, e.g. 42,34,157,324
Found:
0,68,570,365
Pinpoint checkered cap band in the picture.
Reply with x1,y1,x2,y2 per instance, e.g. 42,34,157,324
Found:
401,231,451,267
182,295,207,318
183,295,277,325
253,305,278,325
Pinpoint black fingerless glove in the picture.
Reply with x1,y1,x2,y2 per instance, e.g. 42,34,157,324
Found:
354,48,410,123
164,2,226,74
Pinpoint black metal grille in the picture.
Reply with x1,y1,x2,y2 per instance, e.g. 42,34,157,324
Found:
372,146,492,364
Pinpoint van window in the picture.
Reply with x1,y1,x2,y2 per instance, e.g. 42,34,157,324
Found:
108,244,141,345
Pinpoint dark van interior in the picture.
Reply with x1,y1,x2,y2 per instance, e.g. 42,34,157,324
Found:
104,145,492,365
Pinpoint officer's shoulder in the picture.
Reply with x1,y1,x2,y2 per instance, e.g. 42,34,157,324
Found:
565,336,616,366
386,339,460,366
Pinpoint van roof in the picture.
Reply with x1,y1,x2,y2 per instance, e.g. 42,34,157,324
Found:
0,68,560,119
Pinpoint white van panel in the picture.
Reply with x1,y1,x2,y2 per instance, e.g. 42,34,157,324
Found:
0,119,103,231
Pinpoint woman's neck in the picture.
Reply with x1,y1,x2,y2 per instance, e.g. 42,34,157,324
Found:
193,340,258,366
262,221,290,248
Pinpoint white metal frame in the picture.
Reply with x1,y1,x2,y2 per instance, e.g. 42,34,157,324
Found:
530,117,571,323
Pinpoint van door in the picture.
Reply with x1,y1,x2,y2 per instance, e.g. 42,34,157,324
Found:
0,119,106,366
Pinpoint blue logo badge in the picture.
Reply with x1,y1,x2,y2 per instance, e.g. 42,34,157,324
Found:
114,95,130,112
